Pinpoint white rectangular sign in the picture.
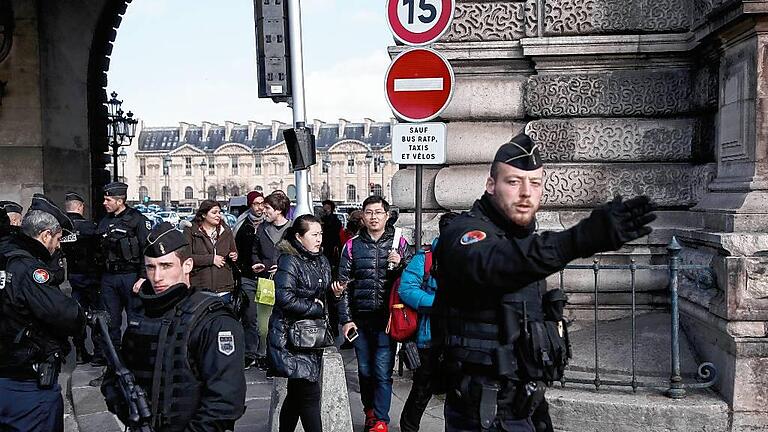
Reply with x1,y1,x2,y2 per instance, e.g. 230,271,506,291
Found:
391,122,446,164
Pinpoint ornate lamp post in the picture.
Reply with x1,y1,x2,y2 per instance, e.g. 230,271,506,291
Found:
375,155,386,198
105,91,138,181
199,159,208,200
118,148,128,182
365,150,373,197
162,154,171,209
322,154,331,200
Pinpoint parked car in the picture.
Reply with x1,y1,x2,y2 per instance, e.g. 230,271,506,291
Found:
227,196,248,217
176,206,194,219
144,212,164,229
221,212,237,227
147,204,162,213
157,211,180,226
135,204,148,213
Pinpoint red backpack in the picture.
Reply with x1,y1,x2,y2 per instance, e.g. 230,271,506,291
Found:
386,247,432,342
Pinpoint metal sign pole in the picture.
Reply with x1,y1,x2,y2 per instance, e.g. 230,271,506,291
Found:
415,165,423,247
287,0,312,217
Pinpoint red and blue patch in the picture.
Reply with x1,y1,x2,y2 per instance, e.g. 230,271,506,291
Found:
460,230,487,245
32,268,50,284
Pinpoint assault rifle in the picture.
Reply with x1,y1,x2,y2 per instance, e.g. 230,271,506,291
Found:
90,312,154,432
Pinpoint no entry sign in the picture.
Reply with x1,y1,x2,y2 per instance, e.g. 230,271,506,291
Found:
385,48,455,123
387,0,455,46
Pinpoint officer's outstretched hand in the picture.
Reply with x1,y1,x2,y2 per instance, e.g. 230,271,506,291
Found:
574,195,657,256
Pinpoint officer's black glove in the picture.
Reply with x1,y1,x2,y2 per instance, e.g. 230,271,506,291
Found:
572,195,657,257
85,309,111,327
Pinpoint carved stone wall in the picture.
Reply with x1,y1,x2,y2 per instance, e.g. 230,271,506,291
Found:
542,0,690,36
441,0,536,42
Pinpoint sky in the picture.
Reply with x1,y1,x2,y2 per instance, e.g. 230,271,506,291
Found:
109,0,394,127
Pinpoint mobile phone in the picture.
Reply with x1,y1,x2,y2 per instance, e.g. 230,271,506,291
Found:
345,327,359,342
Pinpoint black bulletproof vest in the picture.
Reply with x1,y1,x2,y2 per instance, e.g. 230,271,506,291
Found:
122,291,229,431
62,217,101,274
101,212,142,266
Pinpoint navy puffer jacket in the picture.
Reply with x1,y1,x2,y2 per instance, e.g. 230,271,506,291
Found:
336,226,412,325
267,238,331,381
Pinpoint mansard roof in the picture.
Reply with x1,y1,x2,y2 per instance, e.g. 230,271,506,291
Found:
138,121,391,153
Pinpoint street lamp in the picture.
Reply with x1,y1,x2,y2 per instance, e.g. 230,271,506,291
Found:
163,154,171,209
322,154,331,200
105,91,138,181
375,155,386,198
365,151,373,197
199,159,208,200
118,148,128,182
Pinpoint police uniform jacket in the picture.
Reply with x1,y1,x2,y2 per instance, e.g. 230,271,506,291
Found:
0,234,85,380
63,212,102,276
102,282,246,431
336,225,412,328
97,206,150,277
267,238,331,381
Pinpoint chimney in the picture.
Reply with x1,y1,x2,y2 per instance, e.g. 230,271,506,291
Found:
364,118,375,138
202,121,219,142
225,121,240,142
338,118,349,139
271,120,285,142
313,119,325,137
179,122,192,143
247,121,263,141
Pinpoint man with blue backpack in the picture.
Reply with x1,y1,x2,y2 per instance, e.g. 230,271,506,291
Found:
398,212,458,432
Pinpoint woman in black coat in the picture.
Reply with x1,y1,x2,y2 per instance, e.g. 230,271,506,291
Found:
268,214,331,432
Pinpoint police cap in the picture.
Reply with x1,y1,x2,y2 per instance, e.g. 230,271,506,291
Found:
103,182,128,197
0,200,22,215
29,193,74,234
0,208,9,237
493,133,543,171
65,191,86,203
144,222,188,258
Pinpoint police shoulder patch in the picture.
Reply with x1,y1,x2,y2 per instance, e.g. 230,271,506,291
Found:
32,268,50,284
145,221,152,230
460,230,487,245
217,331,235,356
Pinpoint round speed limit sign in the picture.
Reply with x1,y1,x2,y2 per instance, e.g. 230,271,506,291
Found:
387,0,455,46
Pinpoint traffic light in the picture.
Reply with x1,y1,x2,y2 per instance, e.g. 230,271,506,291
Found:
283,127,316,170
254,0,291,101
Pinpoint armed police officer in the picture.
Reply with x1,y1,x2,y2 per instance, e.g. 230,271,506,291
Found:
0,194,87,431
432,133,657,432
97,182,151,361
0,201,23,253
101,222,246,431
62,191,104,365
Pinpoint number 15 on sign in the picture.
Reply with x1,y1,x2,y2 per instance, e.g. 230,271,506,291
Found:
387,0,455,46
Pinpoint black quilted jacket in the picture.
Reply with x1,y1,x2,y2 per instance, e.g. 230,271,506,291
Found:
336,226,412,326
267,238,331,382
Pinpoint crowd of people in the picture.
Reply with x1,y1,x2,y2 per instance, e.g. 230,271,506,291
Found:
0,132,658,432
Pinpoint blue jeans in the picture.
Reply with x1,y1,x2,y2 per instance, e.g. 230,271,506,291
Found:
241,277,260,358
101,272,141,352
0,378,63,432
353,323,396,423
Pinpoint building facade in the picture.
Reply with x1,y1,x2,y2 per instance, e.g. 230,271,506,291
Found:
123,119,396,207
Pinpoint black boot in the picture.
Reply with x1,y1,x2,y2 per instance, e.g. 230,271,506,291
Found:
76,345,93,365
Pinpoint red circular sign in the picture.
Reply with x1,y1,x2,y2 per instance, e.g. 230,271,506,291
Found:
387,0,455,46
385,48,455,122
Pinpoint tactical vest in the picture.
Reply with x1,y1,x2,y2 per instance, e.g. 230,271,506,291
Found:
122,291,231,431
101,212,142,268
0,250,65,378
63,219,101,274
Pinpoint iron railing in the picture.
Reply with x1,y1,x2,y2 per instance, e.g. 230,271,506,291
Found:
557,236,718,398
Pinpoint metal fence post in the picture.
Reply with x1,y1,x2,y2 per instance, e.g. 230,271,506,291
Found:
666,236,685,399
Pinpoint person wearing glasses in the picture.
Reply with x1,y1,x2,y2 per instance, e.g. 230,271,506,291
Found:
332,196,412,432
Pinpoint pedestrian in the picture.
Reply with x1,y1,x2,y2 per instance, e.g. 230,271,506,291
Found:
339,209,363,246
234,190,266,367
319,199,341,269
184,199,238,294
332,195,413,432
398,212,458,432
61,191,104,365
101,222,246,431
0,195,86,432
267,214,331,432
432,133,657,432
96,181,151,365
250,191,292,369
0,200,22,227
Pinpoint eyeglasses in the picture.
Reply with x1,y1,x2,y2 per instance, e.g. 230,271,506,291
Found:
364,210,387,218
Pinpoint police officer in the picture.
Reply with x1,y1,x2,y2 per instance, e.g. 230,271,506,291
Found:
432,133,657,432
62,191,104,365
0,194,87,432
0,201,23,253
97,181,150,359
0,200,23,227
101,222,246,431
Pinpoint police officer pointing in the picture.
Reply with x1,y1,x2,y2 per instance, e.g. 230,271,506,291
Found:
97,181,151,357
101,222,246,431
433,133,657,432
0,194,87,431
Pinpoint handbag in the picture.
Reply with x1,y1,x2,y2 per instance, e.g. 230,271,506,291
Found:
399,340,422,370
287,299,334,350
386,276,419,342
255,274,276,306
